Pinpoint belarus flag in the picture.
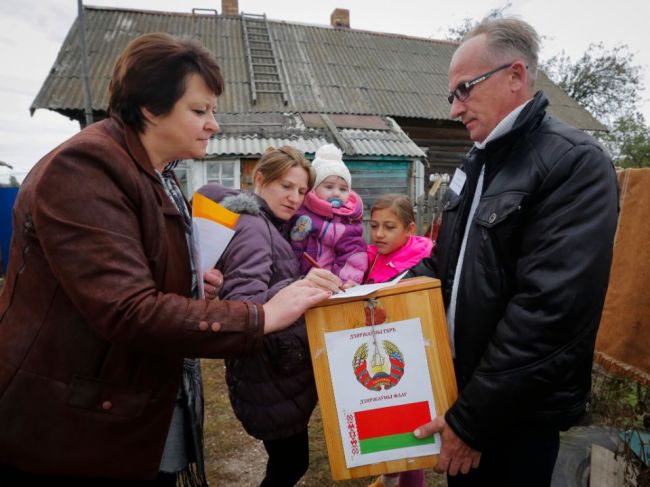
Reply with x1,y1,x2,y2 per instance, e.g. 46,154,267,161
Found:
354,401,435,454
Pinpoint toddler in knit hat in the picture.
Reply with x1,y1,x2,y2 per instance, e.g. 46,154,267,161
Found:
290,144,368,284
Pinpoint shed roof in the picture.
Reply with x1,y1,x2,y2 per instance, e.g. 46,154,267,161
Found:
207,113,426,158
31,6,605,131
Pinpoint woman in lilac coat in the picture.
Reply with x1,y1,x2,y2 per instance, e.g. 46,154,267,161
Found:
198,146,341,487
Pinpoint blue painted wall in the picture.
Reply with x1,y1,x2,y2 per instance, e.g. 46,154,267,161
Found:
1,187,19,274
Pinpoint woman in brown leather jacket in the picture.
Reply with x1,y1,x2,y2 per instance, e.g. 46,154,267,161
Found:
0,33,336,486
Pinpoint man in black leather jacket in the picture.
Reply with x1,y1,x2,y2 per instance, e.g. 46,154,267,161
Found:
411,17,619,487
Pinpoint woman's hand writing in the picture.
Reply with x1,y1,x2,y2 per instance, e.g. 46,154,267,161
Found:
304,268,344,293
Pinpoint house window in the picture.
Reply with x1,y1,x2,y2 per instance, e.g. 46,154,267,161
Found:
172,159,242,198
205,160,239,188
173,160,191,196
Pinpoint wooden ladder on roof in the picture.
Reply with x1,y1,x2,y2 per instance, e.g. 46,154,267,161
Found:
241,12,288,105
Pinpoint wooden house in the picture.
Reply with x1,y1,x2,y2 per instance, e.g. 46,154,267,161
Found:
31,1,604,209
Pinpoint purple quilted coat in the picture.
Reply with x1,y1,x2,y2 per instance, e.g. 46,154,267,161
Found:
289,190,368,283
196,183,316,441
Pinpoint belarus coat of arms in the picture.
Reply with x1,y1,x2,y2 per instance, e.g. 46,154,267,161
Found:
352,339,405,391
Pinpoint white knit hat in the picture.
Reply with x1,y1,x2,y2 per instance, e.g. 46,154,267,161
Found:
311,144,351,189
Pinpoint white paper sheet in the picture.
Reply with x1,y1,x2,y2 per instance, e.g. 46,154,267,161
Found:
329,271,408,299
192,217,236,273
191,217,236,299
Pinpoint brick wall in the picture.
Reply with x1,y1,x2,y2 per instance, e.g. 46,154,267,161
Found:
221,0,238,16
330,8,350,28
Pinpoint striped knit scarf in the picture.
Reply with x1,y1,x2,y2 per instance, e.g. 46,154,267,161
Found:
157,161,208,487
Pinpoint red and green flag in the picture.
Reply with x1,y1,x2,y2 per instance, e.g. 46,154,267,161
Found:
354,401,435,454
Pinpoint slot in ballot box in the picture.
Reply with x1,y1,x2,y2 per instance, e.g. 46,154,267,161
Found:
305,276,457,480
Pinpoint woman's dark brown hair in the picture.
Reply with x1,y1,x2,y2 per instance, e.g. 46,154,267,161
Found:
108,32,224,132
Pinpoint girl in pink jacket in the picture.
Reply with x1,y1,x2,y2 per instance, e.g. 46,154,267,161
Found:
366,193,433,487
366,194,433,284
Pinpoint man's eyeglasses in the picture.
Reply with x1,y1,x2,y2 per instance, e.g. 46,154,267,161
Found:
447,62,513,104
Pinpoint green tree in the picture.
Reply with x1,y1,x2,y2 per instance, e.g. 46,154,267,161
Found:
601,112,650,168
0,175,19,188
543,44,650,166
543,44,642,125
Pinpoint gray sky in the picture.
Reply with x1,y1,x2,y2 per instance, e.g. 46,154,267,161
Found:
0,0,647,176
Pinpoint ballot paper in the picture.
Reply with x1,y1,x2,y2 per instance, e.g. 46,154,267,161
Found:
192,192,239,296
329,271,408,300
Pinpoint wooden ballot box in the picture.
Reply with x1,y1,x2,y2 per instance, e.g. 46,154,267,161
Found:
304,276,457,480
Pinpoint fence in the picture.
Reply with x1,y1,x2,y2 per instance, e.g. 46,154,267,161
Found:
414,173,450,239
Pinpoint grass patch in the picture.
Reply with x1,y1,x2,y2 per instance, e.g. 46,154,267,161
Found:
590,364,649,486
590,364,649,430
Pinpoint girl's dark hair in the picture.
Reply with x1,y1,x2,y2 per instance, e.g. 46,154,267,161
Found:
108,32,224,132
371,193,415,227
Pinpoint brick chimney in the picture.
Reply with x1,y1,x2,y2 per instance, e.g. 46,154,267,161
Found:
330,8,350,28
222,0,239,16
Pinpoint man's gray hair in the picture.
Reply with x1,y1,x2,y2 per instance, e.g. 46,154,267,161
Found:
465,17,540,89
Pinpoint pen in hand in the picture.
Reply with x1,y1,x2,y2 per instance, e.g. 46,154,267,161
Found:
302,252,346,293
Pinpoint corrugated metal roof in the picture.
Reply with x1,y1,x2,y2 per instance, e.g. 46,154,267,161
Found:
207,135,329,157
207,113,426,158
31,6,605,131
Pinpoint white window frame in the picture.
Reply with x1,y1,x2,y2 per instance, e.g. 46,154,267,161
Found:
173,160,193,197
174,158,242,198
203,158,240,189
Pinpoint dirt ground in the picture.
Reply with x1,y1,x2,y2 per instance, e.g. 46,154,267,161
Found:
202,359,447,487
202,359,649,486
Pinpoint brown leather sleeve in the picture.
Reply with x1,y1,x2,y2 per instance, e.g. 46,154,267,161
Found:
24,125,264,358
